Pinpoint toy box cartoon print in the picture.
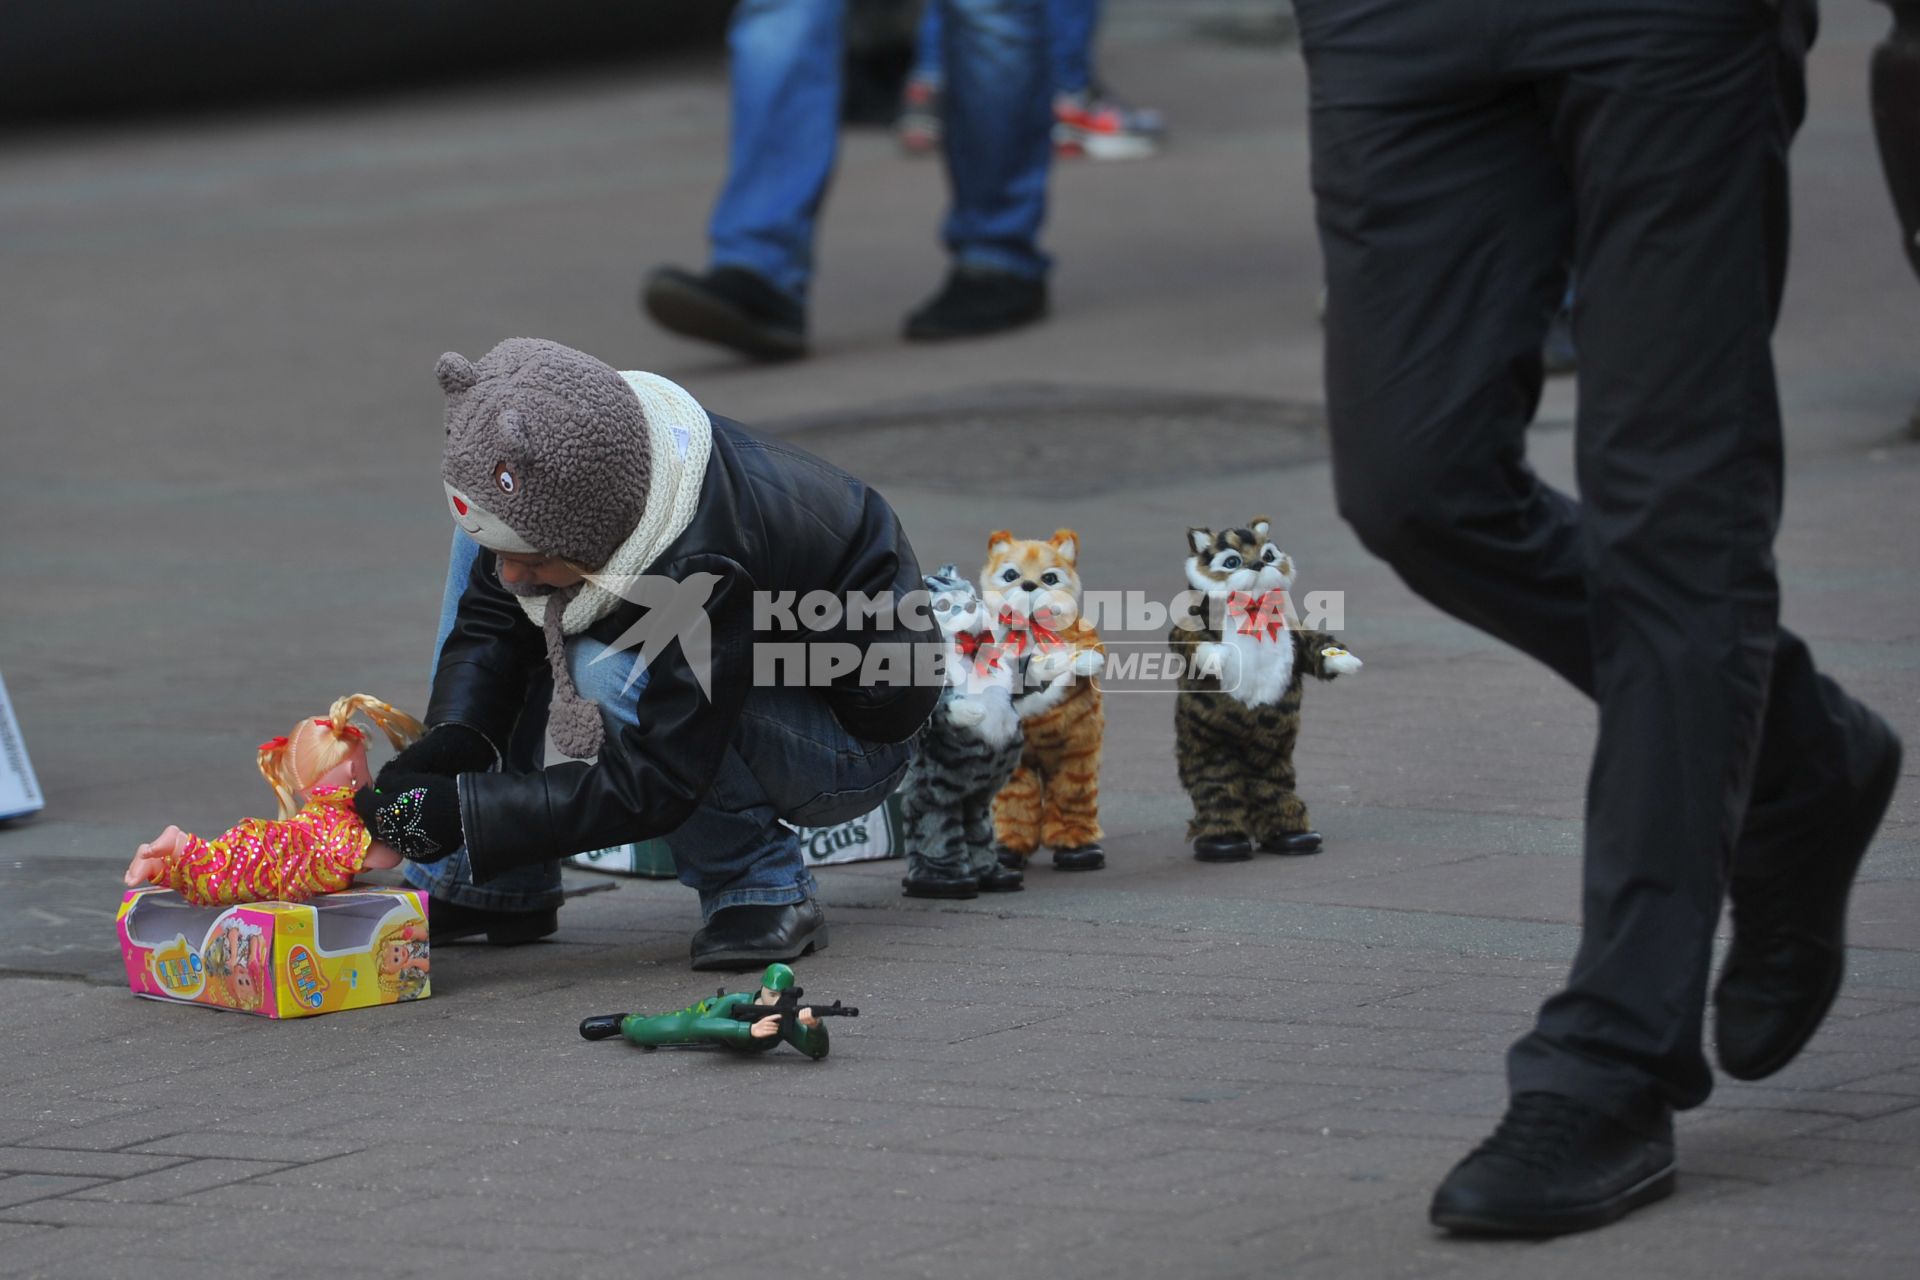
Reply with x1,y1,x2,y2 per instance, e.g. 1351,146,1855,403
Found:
117,886,429,1018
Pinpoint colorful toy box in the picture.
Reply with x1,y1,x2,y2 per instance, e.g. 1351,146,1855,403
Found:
117,886,430,1018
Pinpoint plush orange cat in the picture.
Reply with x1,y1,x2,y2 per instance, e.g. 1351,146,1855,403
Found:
982,529,1107,871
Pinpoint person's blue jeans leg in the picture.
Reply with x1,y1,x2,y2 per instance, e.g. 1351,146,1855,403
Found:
401,530,565,914
913,0,945,83
922,0,1097,97
708,0,846,303
1048,0,1097,95
569,637,915,922
940,0,1052,279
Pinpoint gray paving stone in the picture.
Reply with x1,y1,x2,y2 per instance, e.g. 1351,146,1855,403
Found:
129,1132,369,1163
66,1157,289,1203
0,1148,182,1178
0,1175,106,1209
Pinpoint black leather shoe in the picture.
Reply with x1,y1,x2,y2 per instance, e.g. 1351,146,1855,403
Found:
995,844,1028,871
903,267,1047,341
642,265,807,361
1430,1092,1676,1236
1716,710,1903,1080
1193,834,1253,863
901,870,979,900
428,897,558,946
1052,843,1105,871
689,898,828,971
1259,831,1323,856
976,864,1025,893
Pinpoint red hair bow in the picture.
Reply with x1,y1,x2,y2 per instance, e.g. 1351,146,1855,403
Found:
258,735,290,753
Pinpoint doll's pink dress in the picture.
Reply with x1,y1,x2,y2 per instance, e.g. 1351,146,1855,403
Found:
158,785,372,906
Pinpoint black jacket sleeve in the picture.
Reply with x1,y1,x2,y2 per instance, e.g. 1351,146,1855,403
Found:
811,487,940,745
424,549,544,755
456,553,757,882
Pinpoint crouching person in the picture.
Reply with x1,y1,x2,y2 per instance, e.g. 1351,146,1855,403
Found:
355,338,938,969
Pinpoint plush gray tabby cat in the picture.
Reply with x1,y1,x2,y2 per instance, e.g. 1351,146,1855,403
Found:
899,566,1029,899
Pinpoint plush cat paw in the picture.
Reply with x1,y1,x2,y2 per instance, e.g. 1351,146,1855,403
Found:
1029,649,1074,682
1192,641,1231,679
976,695,1023,748
1322,647,1362,677
948,696,989,728
1071,649,1105,679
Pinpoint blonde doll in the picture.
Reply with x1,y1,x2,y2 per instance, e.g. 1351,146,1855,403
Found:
202,916,270,1012
374,920,431,1001
123,695,424,906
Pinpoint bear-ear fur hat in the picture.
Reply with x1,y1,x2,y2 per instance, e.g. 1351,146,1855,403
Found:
439,337,653,571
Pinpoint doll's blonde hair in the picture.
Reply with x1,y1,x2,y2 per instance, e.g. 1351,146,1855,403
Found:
256,694,424,819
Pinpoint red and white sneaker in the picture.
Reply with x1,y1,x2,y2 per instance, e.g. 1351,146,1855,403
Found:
1053,88,1166,160
895,74,943,156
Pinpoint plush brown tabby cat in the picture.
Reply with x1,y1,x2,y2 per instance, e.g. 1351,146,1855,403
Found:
1169,518,1361,862
984,529,1108,872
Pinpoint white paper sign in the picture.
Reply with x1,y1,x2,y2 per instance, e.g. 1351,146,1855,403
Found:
566,794,903,876
792,793,901,866
0,672,44,820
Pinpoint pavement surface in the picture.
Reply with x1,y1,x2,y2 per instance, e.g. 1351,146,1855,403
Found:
3,4,1918,1278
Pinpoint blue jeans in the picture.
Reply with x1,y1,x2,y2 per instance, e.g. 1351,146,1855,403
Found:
709,0,1051,300
405,532,915,920
914,0,1097,96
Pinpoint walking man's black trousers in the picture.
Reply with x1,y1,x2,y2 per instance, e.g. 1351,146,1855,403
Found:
1296,0,1870,1114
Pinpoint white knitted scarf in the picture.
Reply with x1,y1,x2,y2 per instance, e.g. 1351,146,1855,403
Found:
515,371,713,636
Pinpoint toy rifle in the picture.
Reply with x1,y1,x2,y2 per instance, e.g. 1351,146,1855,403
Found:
721,989,859,1024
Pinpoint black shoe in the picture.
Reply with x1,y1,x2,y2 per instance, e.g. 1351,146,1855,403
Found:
1429,1092,1676,1237
1258,831,1323,856
689,899,828,971
903,268,1047,341
427,897,558,946
901,869,979,900
642,265,807,361
1193,834,1253,863
1051,843,1105,871
976,864,1025,893
1716,710,1903,1080
995,844,1028,871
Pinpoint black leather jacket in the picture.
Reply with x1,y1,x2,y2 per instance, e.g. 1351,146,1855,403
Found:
427,414,939,882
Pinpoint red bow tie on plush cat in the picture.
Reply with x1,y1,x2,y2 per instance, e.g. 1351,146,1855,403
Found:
997,608,1064,655
1225,590,1289,641
954,629,1006,673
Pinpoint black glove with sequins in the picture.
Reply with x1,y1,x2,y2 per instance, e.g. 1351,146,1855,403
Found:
354,773,463,863
377,722,496,783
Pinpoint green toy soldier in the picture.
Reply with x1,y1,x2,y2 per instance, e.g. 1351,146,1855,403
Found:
577,964,855,1060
